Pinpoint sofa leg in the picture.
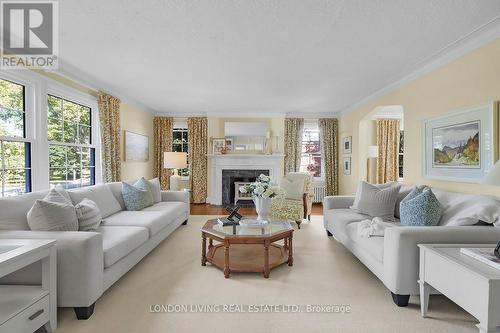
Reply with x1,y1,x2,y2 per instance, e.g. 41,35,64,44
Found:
307,214,311,221
74,303,95,320
391,292,410,307
296,221,301,229
182,220,188,225
326,230,333,237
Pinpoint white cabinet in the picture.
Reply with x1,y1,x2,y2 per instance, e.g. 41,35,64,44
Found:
0,239,57,333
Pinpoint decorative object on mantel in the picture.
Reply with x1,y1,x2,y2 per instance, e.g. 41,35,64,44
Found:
273,135,281,154
265,131,272,155
211,137,226,154
239,174,283,221
423,103,498,183
164,152,187,191
224,137,233,151
342,136,352,155
124,130,149,162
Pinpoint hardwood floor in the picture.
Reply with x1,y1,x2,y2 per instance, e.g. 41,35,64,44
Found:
190,203,323,215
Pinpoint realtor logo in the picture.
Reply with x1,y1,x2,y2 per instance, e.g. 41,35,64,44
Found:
1,1,58,69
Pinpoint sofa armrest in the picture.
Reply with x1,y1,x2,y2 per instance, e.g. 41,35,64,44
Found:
161,190,190,217
0,230,103,307
383,226,500,295
323,195,355,211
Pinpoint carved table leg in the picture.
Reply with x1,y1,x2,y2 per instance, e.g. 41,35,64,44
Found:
264,240,270,278
224,241,230,278
288,235,293,266
201,234,207,266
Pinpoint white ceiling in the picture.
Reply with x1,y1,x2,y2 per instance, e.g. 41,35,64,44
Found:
58,1,500,115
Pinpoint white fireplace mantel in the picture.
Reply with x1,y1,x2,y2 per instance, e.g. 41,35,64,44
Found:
207,154,284,205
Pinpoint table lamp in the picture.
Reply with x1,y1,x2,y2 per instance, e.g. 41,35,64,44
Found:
164,152,188,190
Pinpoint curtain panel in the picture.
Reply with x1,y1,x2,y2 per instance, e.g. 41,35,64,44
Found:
153,117,173,190
284,118,304,173
376,119,400,183
319,118,339,196
98,92,121,182
188,117,208,203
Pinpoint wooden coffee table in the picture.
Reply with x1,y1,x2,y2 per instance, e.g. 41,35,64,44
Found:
201,218,294,278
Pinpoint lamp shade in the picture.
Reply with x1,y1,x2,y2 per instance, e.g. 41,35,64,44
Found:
368,145,379,158
164,152,187,169
482,160,500,185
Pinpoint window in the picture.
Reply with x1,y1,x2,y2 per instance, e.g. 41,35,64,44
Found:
300,122,322,178
172,126,189,176
48,95,95,188
0,79,31,197
398,130,404,179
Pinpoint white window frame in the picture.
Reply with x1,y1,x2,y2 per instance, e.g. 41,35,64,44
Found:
300,120,324,181
0,70,101,192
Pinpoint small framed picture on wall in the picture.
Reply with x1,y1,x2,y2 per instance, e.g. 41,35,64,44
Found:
343,157,351,175
342,136,352,154
212,138,226,154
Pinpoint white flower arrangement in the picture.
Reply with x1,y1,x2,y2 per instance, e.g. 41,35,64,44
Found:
239,174,284,199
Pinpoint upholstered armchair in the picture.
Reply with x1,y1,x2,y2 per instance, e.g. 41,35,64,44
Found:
270,172,314,229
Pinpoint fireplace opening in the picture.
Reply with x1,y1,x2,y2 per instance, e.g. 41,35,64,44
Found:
221,169,270,207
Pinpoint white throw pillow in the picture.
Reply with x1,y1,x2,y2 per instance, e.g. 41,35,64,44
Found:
351,181,395,210
147,178,162,203
280,177,304,200
27,189,79,231
356,181,401,221
433,189,500,226
75,198,102,231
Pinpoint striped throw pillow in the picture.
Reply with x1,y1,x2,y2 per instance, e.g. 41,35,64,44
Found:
75,198,102,231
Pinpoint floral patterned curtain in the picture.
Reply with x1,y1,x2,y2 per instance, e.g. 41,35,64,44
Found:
284,118,304,173
376,119,400,183
98,92,121,182
153,117,173,190
319,118,339,196
188,117,208,203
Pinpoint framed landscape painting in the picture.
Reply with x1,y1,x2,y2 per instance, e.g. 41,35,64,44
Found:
423,103,498,183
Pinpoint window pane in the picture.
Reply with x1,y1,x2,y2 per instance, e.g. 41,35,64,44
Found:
2,141,25,169
173,131,182,141
48,95,62,119
63,100,80,123
182,131,188,141
173,143,182,152
49,145,66,167
79,125,91,144
81,167,92,186
2,169,27,196
399,131,404,153
67,146,81,168
0,79,24,111
80,106,91,126
63,121,78,143
66,168,82,189
48,116,63,141
182,143,188,152
0,108,24,137
49,168,67,188
81,147,91,166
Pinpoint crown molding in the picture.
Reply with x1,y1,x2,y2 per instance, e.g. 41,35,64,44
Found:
338,15,500,116
54,59,158,114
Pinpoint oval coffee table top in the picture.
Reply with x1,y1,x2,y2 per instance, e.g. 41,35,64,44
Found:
202,218,293,239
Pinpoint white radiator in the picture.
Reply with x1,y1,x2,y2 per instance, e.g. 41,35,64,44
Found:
313,183,326,203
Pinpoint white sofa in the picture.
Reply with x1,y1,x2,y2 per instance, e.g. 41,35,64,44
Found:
0,181,189,319
323,188,500,307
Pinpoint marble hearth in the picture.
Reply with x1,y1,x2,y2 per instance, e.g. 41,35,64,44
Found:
207,154,284,205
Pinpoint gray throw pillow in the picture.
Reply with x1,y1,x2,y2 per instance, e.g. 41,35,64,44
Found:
146,177,161,203
351,181,395,210
27,189,79,231
122,181,153,211
75,198,102,231
356,181,401,221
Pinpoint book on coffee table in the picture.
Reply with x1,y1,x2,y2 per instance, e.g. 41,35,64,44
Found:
460,247,500,270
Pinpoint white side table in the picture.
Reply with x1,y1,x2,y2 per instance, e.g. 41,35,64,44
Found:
418,244,500,333
0,239,57,333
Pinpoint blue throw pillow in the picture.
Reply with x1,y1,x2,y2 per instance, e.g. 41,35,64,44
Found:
121,180,153,211
399,187,442,226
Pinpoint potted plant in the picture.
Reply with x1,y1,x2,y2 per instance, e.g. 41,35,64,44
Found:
239,174,283,221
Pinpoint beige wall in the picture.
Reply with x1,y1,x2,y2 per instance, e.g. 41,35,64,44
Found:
120,104,154,181
339,37,500,196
